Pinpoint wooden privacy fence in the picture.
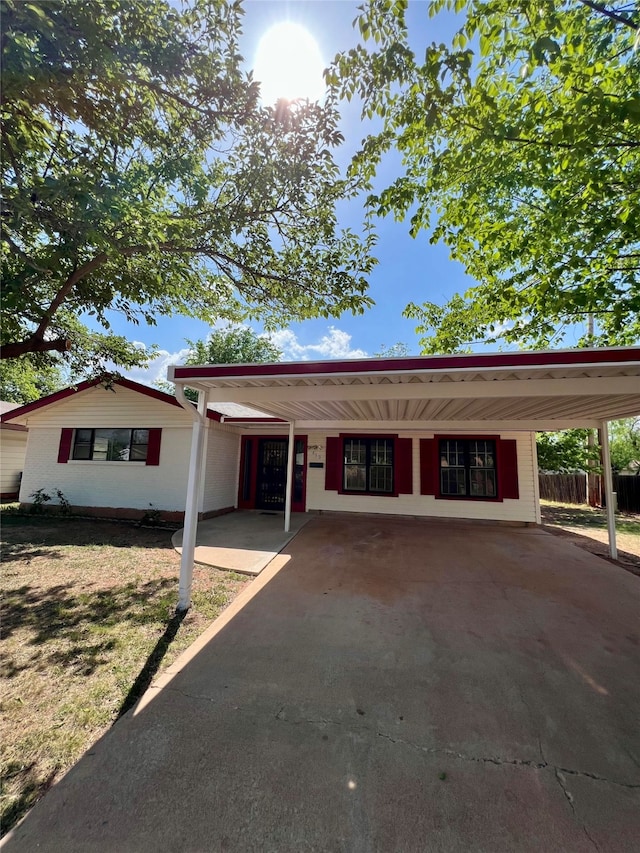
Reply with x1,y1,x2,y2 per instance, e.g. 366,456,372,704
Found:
538,473,586,505
538,473,640,512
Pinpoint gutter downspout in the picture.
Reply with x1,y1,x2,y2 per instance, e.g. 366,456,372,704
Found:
175,384,208,611
600,419,618,560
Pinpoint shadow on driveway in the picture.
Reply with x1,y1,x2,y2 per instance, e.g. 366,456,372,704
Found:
4,516,640,852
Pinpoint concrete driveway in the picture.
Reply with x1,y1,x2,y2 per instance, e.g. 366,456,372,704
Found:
4,515,640,852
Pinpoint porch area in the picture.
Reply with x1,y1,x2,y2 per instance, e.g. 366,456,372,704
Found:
172,510,310,575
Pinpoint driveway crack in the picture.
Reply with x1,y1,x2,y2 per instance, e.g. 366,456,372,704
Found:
554,769,575,813
375,731,640,789
583,826,601,853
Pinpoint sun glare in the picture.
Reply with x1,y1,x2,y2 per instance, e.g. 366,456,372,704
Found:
254,22,326,104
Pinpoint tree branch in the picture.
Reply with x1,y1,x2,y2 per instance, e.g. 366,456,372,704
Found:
0,337,71,359
33,252,108,342
577,0,639,30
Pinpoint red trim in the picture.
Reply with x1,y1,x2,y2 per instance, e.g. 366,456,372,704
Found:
146,428,162,466
325,436,341,491
222,416,286,423
498,439,519,499
172,346,640,381
419,439,438,496
292,435,308,513
237,436,255,509
1,491,19,500
395,437,413,495
58,428,73,463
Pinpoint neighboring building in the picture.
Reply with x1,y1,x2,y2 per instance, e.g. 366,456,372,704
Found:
2,347,639,529
0,401,28,500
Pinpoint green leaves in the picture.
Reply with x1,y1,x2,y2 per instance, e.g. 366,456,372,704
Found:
1,0,376,369
330,0,640,352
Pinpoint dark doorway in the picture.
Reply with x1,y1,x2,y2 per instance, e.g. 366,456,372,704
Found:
238,435,307,513
256,439,288,510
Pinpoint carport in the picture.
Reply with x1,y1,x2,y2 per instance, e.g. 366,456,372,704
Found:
169,346,640,610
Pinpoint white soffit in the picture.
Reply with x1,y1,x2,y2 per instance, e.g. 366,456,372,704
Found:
168,350,640,429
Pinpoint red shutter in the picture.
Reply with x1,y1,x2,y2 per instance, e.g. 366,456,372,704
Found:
57,428,73,463
498,439,519,499
420,438,438,496
395,438,413,494
146,429,162,466
325,436,341,491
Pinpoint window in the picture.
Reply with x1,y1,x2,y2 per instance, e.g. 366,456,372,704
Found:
439,439,496,498
72,429,149,462
343,437,393,494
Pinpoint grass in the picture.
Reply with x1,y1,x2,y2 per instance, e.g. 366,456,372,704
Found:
0,515,250,836
540,500,640,569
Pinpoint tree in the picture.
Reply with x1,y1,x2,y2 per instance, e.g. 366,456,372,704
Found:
183,326,282,366
0,354,66,404
157,325,283,400
1,0,375,371
609,417,640,472
374,342,411,358
536,429,599,472
331,0,640,352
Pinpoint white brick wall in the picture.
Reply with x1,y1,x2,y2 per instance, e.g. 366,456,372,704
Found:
202,423,241,514
19,426,192,512
19,384,195,512
305,430,537,523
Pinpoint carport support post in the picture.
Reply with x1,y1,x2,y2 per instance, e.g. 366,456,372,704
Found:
600,419,617,560
284,421,295,533
178,390,208,611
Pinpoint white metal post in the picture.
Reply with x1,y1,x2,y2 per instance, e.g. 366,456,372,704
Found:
177,390,208,610
600,419,617,560
284,421,295,533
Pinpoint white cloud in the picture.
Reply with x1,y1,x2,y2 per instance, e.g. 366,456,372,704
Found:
118,325,366,388
122,344,191,387
266,326,367,361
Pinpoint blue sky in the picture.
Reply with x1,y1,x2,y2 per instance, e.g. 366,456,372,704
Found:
121,1,483,385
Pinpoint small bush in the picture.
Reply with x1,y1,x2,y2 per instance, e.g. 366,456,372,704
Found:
29,488,71,515
29,488,51,513
54,489,72,516
139,503,162,527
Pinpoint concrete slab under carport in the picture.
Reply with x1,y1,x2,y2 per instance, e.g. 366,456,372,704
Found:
172,509,311,574
5,515,640,853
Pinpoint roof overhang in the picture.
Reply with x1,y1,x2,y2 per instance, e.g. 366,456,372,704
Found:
168,346,640,431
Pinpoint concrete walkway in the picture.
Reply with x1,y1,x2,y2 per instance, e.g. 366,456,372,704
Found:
172,510,310,574
4,516,639,852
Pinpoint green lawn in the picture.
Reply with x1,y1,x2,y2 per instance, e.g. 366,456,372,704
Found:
0,516,250,835
540,500,640,570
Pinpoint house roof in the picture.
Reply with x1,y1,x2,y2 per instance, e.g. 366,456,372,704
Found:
0,401,28,431
0,377,277,427
167,346,640,431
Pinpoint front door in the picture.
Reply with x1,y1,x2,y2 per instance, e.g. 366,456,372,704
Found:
238,435,307,512
256,439,288,510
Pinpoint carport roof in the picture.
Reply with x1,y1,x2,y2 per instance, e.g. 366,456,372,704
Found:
168,346,640,431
